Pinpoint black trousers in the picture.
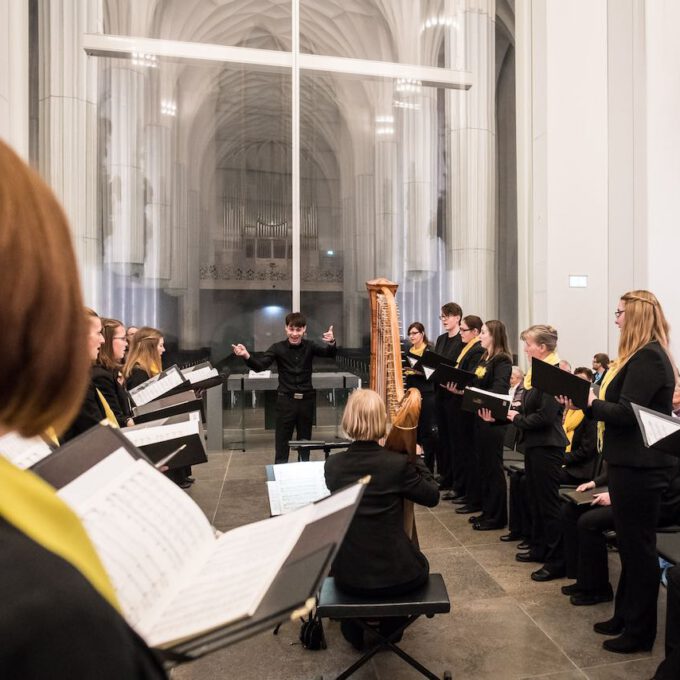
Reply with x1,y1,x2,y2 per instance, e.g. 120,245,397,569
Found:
453,411,478,504
608,464,674,644
475,422,508,526
524,445,564,561
508,469,531,539
274,393,315,464
434,394,452,483
418,391,438,473
655,566,680,680
562,501,613,590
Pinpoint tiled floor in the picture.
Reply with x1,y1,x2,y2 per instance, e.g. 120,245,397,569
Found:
172,442,666,680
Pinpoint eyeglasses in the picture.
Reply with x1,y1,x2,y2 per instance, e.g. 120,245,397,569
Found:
614,310,625,318
408,331,422,336
439,315,450,320
460,327,471,332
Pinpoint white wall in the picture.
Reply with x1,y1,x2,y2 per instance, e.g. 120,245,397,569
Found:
645,0,680,360
517,0,610,369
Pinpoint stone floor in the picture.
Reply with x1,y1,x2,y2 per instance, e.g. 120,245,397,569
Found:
172,441,666,680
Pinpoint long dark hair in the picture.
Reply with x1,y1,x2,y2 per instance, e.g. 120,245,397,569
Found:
483,320,512,362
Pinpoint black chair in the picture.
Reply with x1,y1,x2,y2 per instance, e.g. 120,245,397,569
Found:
316,573,452,679
657,530,680,565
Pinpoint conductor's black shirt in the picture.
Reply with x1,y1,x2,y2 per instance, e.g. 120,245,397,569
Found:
244,339,337,393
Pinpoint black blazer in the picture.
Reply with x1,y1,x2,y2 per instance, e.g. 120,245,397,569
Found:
589,341,676,468
563,415,598,479
0,519,166,679
324,442,439,591
61,382,106,442
513,374,568,450
126,367,152,391
472,354,512,427
92,366,132,427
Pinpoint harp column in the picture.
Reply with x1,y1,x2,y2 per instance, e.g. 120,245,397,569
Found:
445,0,496,319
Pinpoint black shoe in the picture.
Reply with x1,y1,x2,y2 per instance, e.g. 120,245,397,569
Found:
474,520,504,531
561,582,583,596
602,633,653,654
531,567,565,582
500,532,522,542
516,551,543,564
517,540,530,551
451,496,468,505
594,617,625,636
456,505,482,515
340,620,365,651
468,514,484,524
570,587,614,606
186,476,196,484
178,479,192,489
450,491,466,501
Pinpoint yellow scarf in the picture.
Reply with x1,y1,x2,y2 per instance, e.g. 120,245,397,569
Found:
149,362,161,377
405,343,426,375
96,389,119,428
563,409,584,452
456,337,480,368
523,351,560,390
596,359,621,452
0,455,119,610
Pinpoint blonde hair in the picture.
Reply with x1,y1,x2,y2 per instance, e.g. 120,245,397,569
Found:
520,324,558,352
0,140,89,437
618,290,671,364
122,326,163,380
341,389,387,441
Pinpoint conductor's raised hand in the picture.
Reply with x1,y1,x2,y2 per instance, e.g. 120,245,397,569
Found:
322,325,335,343
231,343,250,360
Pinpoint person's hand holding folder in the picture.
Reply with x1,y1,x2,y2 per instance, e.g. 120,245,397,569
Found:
478,407,495,422
442,381,464,395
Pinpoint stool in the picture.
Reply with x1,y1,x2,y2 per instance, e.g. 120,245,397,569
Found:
317,574,451,679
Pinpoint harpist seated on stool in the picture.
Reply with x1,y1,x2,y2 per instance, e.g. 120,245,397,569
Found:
324,389,440,649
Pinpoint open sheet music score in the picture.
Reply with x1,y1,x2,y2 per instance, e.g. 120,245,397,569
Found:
266,461,331,515
129,365,187,407
633,403,680,456
122,411,201,448
56,448,364,650
0,432,53,469
181,361,219,385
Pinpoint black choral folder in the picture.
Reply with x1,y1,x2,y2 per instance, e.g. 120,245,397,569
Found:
633,403,680,457
133,391,205,424
530,357,591,409
121,413,208,469
429,363,475,388
560,486,609,506
31,424,149,488
461,387,511,420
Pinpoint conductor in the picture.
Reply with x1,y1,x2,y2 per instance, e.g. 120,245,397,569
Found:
232,312,336,463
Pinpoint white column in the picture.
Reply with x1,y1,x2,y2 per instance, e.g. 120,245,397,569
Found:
38,0,102,308
103,64,146,270
0,0,29,157
645,0,680,357
446,0,496,319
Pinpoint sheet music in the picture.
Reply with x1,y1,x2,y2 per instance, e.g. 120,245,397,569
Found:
130,368,185,406
266,462,330,515
0,432,52,469
143,511,307,647
407,356,418,368
122,415,200,447
638,409,680,446
186,366,218,384
423,366,434,379
248,370,271,378
467,386,511,400
59,455,215,629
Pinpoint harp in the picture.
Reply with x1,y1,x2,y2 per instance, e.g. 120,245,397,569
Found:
366,278,422,542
